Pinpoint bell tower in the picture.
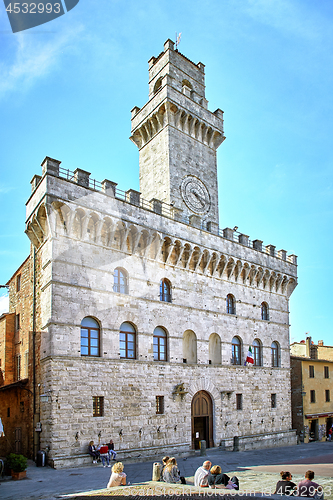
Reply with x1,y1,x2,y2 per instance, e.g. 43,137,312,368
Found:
130,39,225,230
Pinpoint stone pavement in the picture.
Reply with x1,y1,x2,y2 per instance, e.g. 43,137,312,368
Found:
0,441,332,500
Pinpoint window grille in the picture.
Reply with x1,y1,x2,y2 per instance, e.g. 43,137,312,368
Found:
236,393,242,410
93,396,104,417
156,396,164,414
271,393,277,408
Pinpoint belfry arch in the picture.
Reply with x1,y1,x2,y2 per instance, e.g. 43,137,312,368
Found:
191,390,213,449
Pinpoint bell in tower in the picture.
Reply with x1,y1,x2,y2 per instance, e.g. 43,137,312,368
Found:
130,39,225,231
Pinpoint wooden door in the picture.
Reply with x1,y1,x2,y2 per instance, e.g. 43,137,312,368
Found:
191,391,213,449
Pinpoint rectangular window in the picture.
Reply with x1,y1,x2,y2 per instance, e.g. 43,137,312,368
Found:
15,314,20,332
309,365,314,378
324,366,329,379
16,274,21,292
236,393,242,410
93,396,104,417
156,396,164,414
16,355,21,381
271,393,277,408
24,350,29,378
325,390,330,402
310,390,315,403
310,346,317,359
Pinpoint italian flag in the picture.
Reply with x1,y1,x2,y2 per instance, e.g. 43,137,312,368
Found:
245,346,254,365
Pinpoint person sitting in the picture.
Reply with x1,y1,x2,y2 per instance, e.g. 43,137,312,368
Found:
297,470,323,498
162,457,185,484
208,465,239,490
274,471,297,495
98,443,110,467
107,461,126,488
194,460,212,487
108,439,117,461
88,441,99,464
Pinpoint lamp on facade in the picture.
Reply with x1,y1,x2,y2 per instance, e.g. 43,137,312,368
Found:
40,392,51,403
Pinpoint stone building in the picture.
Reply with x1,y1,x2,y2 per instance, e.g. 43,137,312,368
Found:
290,337,333,443
2,40,298,467
0,257,35,458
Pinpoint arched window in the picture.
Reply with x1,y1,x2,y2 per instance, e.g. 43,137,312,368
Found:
261,302,269,320
232,336,241,365
226,294,236,314
160,278,171,302
183,330,197,364
153,326,167,361
209,333,221,365
271,341,279,367
120,322,136,359
253,339,262,366
113,268,128,294
81,317,100,357
154,77,163,94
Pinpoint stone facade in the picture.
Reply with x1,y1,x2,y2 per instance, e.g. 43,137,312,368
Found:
290,337,333,443
6,40,298,467
0,256,36,458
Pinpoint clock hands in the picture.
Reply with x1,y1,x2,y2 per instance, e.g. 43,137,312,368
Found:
190,188,206,207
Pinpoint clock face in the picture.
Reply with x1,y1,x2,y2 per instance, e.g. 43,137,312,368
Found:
180,176,211,214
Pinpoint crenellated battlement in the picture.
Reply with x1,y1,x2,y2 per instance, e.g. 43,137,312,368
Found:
27,156,297,269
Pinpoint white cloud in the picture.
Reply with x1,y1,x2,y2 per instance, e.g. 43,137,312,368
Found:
0,24,84,100
0,295,9,315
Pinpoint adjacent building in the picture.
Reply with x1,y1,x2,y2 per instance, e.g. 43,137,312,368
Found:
290,337,333,442
1,40,298,467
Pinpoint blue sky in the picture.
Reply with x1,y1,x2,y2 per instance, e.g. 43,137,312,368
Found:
0,0,332,346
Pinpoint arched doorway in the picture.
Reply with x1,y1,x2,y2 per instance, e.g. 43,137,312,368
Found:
191,391,213,449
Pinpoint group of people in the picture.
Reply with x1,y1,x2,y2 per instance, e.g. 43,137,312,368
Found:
274,470,323,498
88,447,323,497
194,460,239,489
88,439,117,467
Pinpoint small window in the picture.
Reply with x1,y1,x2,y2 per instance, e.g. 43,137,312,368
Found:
324,366,329,379
325,390,330,402
309,365,314,378
16,355,21,381
153,327,167,361
156,396,164,414
160,278,171,303
120,322,136,359
15,314,20,332
7,407,10,418
113,268,129,294
310,346,317,359
16,274,21,292
93,396,104,417
271,393,277,408
253,339,262,366
153,77,163,94
226,294,235,314
271,341,279,367
261,302,269,320
236,393,242,410
232,337,241,365
310,390,315,403
81,317,100,357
